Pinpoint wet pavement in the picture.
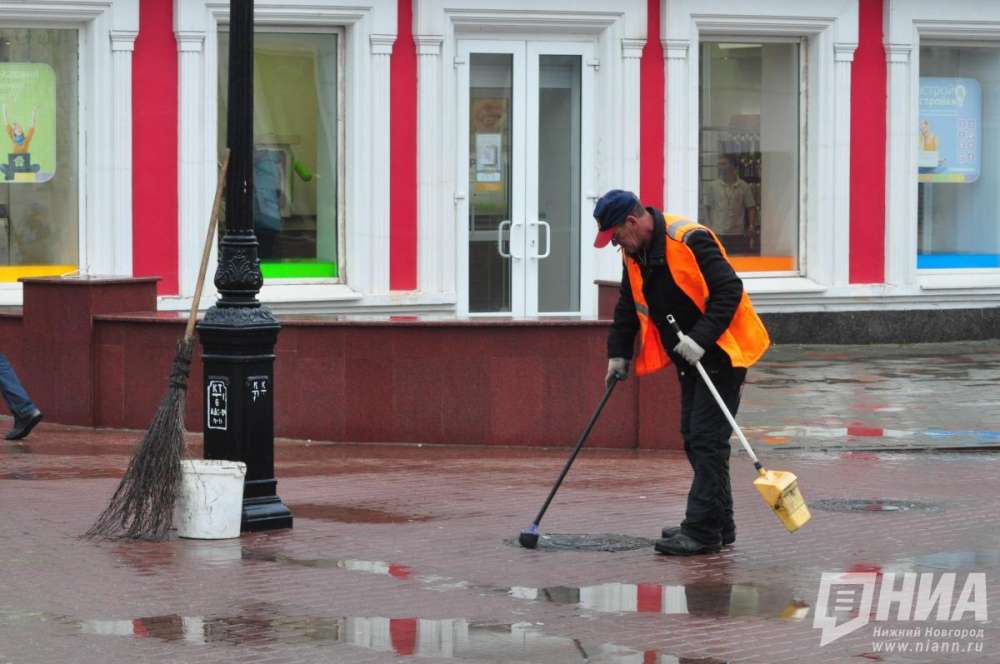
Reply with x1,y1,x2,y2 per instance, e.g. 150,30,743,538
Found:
1,341,999,663
742,340,1000,450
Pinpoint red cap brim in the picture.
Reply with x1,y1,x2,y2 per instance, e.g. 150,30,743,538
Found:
593,227,616,248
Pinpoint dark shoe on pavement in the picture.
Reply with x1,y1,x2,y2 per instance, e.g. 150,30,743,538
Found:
661,525,735,546
654,532,721,556
6,408,42,440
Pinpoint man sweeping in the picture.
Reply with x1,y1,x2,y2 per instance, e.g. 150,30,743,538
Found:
594,190,769,555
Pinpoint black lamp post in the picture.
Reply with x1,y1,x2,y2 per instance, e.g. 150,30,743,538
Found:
197,0,292,532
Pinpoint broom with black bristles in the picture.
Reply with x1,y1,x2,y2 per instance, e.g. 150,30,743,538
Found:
86,149,230,540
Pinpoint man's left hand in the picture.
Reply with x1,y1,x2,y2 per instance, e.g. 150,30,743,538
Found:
673,336,705,364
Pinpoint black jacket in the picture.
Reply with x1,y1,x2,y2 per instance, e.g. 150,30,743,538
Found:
607,208,744,369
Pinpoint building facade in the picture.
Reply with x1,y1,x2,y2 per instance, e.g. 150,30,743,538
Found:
0,0,998,325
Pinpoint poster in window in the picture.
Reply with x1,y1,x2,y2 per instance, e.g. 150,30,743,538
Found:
475,133,502,183
0,64,56,184
918,77,981,183
470,98,508,224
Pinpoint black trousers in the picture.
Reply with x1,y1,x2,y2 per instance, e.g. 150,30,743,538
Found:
677,361,747,544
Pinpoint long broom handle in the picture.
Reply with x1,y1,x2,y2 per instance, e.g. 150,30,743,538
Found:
666,315,762,469
184,149,231,341
532,378,619,526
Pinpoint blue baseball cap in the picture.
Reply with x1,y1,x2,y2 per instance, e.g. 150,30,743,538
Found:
593,189,639,248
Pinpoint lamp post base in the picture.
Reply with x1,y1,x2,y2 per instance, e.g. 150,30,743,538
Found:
243,495,293,532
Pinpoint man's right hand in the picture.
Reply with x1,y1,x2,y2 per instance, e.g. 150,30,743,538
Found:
606,358,629,387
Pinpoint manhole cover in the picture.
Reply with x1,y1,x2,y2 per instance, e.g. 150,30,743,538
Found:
810,499,939,513
506,533,655,552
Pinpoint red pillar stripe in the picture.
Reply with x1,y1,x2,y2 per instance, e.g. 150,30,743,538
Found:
636,583,663,613
390,0,418,291
849,0,887,284
389,618,418,655
639,0,665,208
132,0,179,295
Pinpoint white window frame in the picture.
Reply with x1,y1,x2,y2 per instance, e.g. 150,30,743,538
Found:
0,1,138,306
886,0,1000,295
663,0,858,302
414,0,647,317
215,25,346,289
172,0,395,312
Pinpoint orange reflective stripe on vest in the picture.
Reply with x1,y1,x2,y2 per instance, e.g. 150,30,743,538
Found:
624,215,770,376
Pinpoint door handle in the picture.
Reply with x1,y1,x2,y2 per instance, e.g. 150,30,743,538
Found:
498,220,511,258
533,221,551,259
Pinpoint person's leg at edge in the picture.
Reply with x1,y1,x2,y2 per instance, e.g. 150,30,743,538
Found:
0,353,36,418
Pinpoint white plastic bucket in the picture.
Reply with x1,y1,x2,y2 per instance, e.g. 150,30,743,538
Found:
174,459,247,539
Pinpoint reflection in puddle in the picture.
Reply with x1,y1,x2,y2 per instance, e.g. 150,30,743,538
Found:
77,614,722,662
896,550,1000,571
241,548,411,578
746,424,1000,447
508,582,810,620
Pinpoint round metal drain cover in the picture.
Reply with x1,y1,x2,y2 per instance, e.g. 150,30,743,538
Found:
810,499,939,513
506,533,655,552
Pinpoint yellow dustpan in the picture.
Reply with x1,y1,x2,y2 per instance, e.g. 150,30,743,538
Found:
667,316,811,532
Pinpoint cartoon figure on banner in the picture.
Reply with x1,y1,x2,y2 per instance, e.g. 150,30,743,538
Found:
1,104,41,181
0,63,58,183
918,119,940,170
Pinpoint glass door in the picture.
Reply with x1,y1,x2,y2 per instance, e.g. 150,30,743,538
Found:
458,40,593,316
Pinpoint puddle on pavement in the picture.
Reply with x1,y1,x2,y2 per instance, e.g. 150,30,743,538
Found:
286,502,434,523
241,547,411,578
810,499,940,513
507,582,810,621
896,550,1000,571
75,614,729,662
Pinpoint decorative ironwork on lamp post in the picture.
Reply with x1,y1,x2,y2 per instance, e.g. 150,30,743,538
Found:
197,0,292,531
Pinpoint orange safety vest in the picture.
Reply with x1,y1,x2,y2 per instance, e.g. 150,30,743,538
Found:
624,214,770,376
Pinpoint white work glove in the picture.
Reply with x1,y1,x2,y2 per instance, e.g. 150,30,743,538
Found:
673,335,705,364
606,358,629,387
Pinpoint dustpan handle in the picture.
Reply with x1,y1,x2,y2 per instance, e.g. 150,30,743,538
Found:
666,315,761,468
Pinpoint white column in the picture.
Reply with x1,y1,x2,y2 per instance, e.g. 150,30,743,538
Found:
831,42,857,287
621,38,644,190
664,38,694,217
369,34,395,295
110,30,137,276
415,35,445,295
884,43,915,288
175,31,206,298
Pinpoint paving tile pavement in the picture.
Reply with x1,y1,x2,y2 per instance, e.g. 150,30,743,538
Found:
1,418,999,663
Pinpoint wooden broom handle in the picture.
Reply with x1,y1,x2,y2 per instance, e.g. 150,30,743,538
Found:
185,149,231,340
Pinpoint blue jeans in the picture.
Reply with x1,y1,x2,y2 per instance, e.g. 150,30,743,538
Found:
0,353,36,418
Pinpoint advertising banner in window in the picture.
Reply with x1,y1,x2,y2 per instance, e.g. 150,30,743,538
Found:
918,77,981,183
0,63,56,184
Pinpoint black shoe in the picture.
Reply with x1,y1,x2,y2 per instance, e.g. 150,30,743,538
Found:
6,408,42,440
661,525,735,546
654,532,721,556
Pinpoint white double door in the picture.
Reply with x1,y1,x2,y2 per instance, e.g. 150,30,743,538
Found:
457,39,596,317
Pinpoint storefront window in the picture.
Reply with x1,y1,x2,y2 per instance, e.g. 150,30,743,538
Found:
918,45,1000,269
698,41,800,273
0,29,79,282
219,31,340,279
468,53,513,313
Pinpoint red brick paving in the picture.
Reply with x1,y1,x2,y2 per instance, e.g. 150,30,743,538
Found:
0,421,998,662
